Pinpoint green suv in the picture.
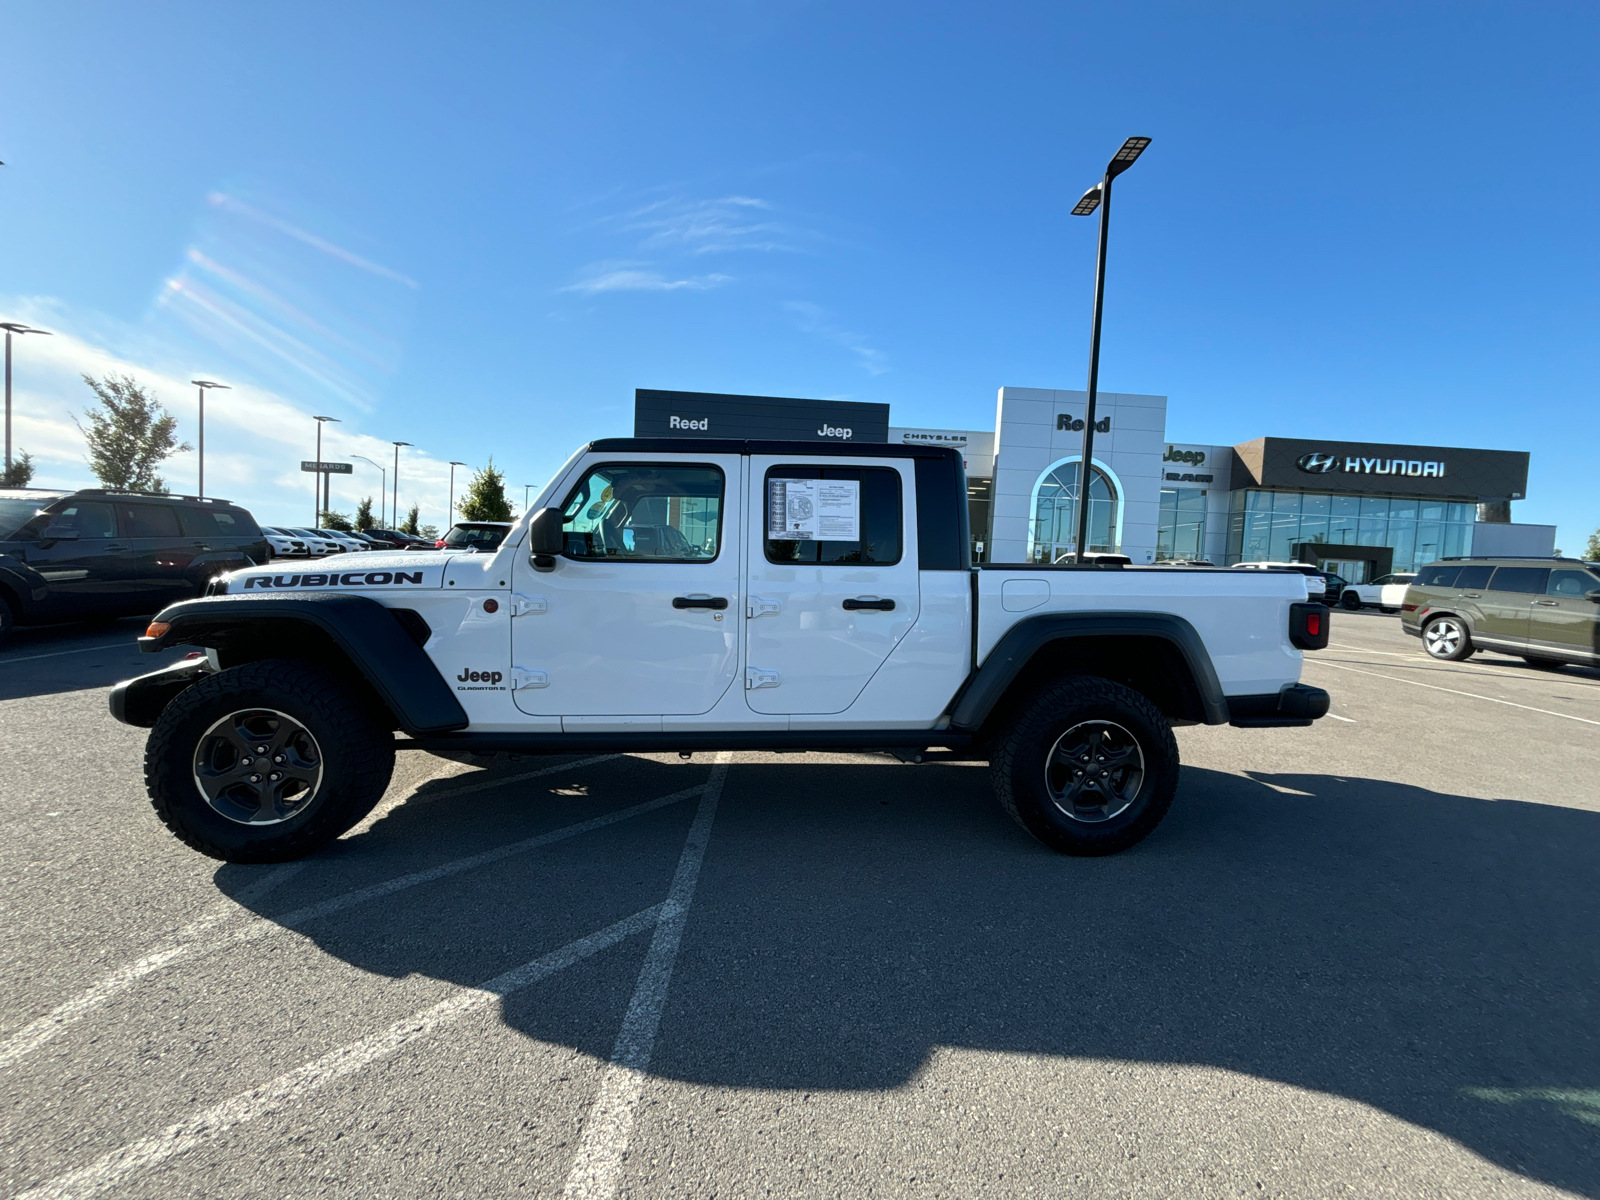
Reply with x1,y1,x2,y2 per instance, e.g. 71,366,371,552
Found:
1400,557,1600,669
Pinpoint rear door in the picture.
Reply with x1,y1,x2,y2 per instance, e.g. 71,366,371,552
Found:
1476,566,1550,647
744,457,920,714
119,501,193,605
1529,568,1600,662
511,455,742,720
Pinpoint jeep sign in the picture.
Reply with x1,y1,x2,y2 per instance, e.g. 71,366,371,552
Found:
635,389,889,443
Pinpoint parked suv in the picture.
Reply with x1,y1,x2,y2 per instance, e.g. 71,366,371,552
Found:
0,487,268,645
435,521,512,552
1400,557,1600,669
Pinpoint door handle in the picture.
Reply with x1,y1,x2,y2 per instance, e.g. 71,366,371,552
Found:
1534,600,1558,606
105,544,128,552
1462,593,1481,598
843,597,895,611
672,596,728,609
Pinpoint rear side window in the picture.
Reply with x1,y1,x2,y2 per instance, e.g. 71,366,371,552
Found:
1548,570,1595,597
120,504,181,538
765,466,902,565
1453,565,1493,589
1489,566,1551,594
178,507,260,538
1416,565,1460,588
560,463,723,562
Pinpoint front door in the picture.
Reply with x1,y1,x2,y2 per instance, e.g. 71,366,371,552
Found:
21,499,132,616
512,456,742,718
1476,565,1550,646
744,458,920,715
1529,568,1600,662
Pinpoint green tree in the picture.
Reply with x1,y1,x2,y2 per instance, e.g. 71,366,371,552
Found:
1,450,35,487
1586,528,1600,561
400,503,420,535
355,496,375,530
74,374,189,493
458,458,512,522
319,510,354,532
419,524,439,541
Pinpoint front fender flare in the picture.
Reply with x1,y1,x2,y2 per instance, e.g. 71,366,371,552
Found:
137,593,468,734
949,611,1230,731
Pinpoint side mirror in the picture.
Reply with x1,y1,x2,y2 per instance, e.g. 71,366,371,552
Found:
42,525,81,541
528,508,565,568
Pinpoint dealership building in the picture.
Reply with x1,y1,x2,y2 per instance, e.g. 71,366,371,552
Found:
635,388,1546,582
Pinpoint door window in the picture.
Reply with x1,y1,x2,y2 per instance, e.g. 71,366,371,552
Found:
1488,566,1551,594
764,466,902,565
1548,570,1596,597
559,464,723,562
1453,565,1493,589
51,502,117,538
120,504,182,538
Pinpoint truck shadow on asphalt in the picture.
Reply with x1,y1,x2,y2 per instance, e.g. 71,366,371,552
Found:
217,754,1600,1197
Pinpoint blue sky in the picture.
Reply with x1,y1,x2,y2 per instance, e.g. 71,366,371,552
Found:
2,1,1595,546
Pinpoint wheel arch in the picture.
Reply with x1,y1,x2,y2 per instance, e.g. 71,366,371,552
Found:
126,594,468,735
950,612,1229,734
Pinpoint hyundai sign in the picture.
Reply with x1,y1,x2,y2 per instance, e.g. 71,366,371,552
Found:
1233,437,1528,499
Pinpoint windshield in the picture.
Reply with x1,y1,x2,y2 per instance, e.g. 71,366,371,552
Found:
443,524,509,550
0,495,67,540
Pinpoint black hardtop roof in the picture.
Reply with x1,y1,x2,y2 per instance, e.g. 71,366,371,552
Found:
585,437,964,462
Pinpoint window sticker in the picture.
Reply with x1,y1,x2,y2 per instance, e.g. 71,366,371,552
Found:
768,478,861,541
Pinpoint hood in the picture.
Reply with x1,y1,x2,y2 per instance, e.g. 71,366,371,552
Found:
223,550,456,594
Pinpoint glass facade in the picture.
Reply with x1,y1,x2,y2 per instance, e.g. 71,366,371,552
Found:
1030,462,1117,562
1156,487,1207,561
1227,490,1475,571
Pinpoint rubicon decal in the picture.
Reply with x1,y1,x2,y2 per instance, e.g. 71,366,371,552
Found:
241,571,426,589
1295,452,1446,477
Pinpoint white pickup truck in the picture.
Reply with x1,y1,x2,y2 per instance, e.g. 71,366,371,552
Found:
112,438,1331,863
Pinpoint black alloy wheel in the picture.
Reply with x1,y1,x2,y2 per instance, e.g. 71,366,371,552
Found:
1341,591,1363,610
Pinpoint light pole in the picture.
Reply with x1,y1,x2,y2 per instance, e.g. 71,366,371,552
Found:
448,462,466,525
392,441,411,531
191,380,229,498
524,484,534,514
1068,135,1151,563
313,415,341,525
352,455,386,527
2,322,52,478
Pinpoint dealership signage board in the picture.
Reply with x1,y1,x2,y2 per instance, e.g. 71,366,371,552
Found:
889,427,994,477
1231,437,1529,500
300,461,354,474
635,390,890,443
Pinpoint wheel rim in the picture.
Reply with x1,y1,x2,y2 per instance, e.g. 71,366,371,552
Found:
192,708,324,826
1044,720,1146,823
1424,619,1462,657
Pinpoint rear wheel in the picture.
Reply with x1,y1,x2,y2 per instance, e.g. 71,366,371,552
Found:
0,593,14,647
1523,656,1567,671
990,676,1179,856
1422,616,1474,661
145,659,394,862
1341,591,1363,610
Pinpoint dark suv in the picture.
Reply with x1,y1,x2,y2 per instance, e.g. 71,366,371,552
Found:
0,487,268,645
1400,556,1600,670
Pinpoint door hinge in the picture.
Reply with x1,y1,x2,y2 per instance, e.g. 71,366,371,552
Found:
747,595,782,618
510,668,549,690
511,594,548,617
745,666,781,690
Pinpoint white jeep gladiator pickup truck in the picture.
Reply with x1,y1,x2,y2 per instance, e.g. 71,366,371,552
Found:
112,438,1330,863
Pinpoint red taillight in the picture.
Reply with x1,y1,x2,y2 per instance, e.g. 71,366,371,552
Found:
1306,612,1321,637
1401,603,1417,612
435,539,446,548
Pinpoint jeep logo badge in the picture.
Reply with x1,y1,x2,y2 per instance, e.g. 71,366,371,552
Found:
1296,453,1340,474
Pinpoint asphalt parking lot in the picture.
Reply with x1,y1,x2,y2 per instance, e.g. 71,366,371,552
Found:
2,611,1597,1199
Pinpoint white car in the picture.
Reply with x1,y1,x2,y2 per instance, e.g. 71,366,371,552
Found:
259,527,310,559
315,528,370,553
1234,561,1326,599
1339,572,1416,612
282,527,347,557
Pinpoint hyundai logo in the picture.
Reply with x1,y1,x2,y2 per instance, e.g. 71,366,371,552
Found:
1296,453,1340,474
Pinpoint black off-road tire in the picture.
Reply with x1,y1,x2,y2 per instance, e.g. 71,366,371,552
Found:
145,659,395,862
1523,655,1567,671
990,676,1180,856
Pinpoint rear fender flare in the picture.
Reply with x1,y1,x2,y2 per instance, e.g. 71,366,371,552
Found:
137,593,468,734
949,611,1229,731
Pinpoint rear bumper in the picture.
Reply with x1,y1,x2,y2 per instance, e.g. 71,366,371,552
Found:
1226,683,1332,728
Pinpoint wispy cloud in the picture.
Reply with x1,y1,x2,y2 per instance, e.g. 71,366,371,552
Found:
784,301,889,376
560,263,732,295
621,195,808,256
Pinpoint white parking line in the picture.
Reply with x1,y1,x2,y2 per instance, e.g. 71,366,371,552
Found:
1305,659,1600,727
563,751,733,1200
0,770,700,1072
1324,712,1356,723
15,906,665,1200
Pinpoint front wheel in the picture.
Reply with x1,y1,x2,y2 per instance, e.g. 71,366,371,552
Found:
145,659,395,862
990,676,1179,856
1422,616,1474,661
1341,591,1363,610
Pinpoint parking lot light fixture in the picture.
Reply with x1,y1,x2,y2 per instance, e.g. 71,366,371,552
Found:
351,454,386,527
1069,135,1152,564
191,380,230,498
2,322,52,476
449,462,466,525
392,441,411,530
313,416,341,525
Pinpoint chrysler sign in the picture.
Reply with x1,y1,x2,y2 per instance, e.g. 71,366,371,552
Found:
1296,452,1447,478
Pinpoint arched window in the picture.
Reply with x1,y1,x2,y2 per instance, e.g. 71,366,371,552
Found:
1030,460,1119,563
